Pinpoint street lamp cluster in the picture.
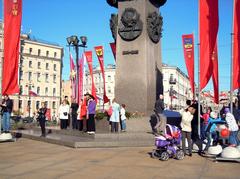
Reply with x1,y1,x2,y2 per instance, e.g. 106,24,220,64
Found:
66,35,87,100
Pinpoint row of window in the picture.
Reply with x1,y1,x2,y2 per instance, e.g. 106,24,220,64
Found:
28,48,57,58
19,71,58,83
85,75,114,84
19,86,57,96
23,60,57,71
84,87,113,94
19,100,56,110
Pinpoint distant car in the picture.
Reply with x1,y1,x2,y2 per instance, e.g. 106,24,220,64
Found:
22,117,34,123
163,110,182,128
150,110,182,133
11,115,21,123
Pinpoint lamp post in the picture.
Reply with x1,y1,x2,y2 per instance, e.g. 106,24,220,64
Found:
66,35,87,100
26,82,34,118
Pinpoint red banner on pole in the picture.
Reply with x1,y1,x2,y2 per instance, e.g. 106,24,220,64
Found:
233,0,240,90
212,44,219,104
199,0,219,90
69,53,76,99
78,56,84,103
2,0,22,95
109,42,116,61
84,51,97,102
182,34,195,96
94,46,109,104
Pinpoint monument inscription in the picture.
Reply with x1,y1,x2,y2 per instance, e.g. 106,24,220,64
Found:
118,8,143,41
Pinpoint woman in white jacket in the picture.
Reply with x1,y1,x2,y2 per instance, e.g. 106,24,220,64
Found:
58,99,70,129
180,105,195,156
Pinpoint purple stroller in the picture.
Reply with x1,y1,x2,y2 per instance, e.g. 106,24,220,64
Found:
152,124,184,161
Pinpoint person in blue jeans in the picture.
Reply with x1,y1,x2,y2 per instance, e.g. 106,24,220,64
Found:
0,95,13,133
204,112,225,151
120,104,127,132
224,108,239,146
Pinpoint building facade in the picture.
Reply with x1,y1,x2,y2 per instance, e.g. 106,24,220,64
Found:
63,63,191,111
61,80,72,101
84,64,115,109
162,64,193,110
0,22,63,117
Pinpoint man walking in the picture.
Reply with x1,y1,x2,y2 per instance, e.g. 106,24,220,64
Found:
0,95,13,133
154,94,166,135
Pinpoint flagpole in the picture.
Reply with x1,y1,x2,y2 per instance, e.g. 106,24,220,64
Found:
197,42,201,137
197,0,201,137
0,0,4,135
230,0,235,113
230,32,234,113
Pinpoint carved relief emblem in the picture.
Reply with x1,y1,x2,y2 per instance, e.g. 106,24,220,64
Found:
110,14,118,42
147,12,163,43
118,8,143,41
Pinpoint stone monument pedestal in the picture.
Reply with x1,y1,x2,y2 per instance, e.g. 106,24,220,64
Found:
114,0,164,115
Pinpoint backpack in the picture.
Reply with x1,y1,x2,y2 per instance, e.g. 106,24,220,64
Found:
107,106,113,116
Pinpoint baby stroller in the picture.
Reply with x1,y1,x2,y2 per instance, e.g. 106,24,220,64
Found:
152,124,184,161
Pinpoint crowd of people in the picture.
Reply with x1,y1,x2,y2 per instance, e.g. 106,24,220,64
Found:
0,92,128,137
37,93,127,137
153,94,240,157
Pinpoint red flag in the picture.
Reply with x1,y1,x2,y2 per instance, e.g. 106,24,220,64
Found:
182,34,195,96
109,42,116,61
78,56,84,103
2,0,22,95
233,0,240,90
45,108,51,121
220,92,227,97
69,53,76,99
29,90,38,97
84,51,97,102
212,44,219,104
94,46,109,104
199,0,219,90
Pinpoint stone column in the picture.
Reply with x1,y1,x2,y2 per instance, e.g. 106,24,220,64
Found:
111,0,165,115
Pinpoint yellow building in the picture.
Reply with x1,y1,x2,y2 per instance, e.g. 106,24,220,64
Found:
0,22,63,118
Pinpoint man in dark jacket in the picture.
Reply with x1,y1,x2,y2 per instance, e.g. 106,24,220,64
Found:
70,98,79,130
191,102,205,155
0,95,13,133
154,94,166,135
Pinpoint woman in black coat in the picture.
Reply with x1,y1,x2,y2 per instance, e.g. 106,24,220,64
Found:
37,102,47,137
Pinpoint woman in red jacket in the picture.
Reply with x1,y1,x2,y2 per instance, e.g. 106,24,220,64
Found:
77,97,87,131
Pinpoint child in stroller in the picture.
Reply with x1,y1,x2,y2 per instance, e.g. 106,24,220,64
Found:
152,124,184,161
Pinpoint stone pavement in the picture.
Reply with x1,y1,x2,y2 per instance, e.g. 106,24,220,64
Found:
11,117,155,148
0,138,239,179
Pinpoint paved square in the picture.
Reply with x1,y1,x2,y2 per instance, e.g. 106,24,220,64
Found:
0,138,239,179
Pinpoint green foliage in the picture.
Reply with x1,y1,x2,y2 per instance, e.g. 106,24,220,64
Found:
12,110,23,116
46,120,58,126
95,112,106,120
11,121,25,130
125,111,131,119
125,111,145,119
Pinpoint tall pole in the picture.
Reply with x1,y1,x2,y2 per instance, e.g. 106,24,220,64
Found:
230,32,234,113
197,43,201,137
75,45,79,101
0,0,4,134
28,85,31,118
230,0,235,113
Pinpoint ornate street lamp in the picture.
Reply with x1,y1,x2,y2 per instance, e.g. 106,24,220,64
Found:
66,35,87,100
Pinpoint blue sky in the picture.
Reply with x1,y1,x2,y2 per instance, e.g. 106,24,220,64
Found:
0,0,234,91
